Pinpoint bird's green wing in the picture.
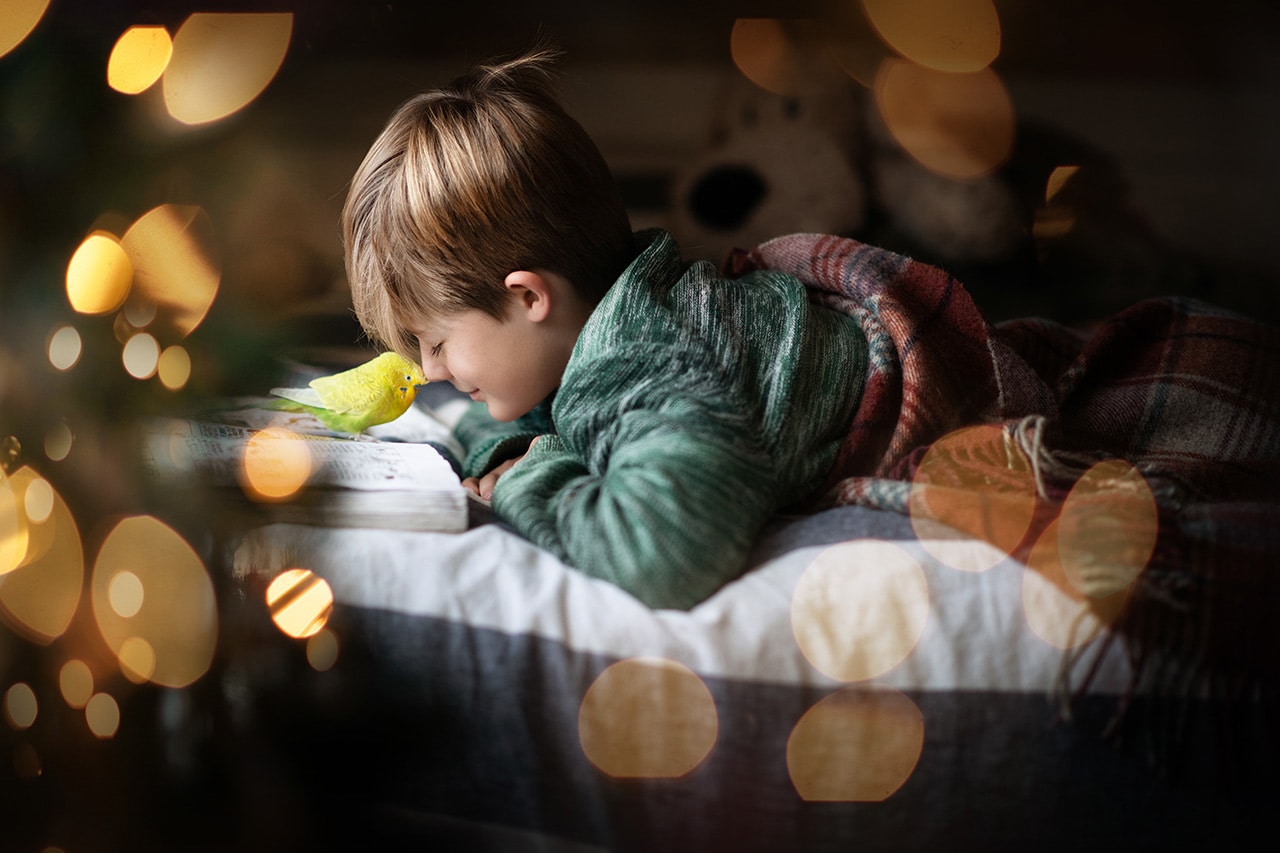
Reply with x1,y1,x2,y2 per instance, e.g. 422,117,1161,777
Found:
307,352,420,430
309,368,387,417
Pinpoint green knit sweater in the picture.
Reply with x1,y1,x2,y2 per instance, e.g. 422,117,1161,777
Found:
457,229,867,609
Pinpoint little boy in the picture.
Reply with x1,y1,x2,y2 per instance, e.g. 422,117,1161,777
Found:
343,49,869,609
342,47,1280,626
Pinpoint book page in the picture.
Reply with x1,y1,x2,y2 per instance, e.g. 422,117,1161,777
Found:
143,418,462,493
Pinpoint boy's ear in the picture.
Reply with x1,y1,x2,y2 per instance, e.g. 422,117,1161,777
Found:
504,270,553,322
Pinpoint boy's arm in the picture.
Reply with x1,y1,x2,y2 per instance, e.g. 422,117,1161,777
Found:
491,399,777,611
454,397,554,480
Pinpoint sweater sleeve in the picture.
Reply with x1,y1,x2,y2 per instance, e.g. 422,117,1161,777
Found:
454,398,554,480
490,346,778,611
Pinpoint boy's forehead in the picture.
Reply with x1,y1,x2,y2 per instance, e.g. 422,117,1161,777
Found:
401,312,446,337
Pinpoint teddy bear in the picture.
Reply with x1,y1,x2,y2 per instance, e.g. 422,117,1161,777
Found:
669,72,1029,273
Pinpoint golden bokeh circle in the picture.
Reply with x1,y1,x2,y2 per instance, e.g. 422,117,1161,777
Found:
3,682,38,729
1022,515,1134,650
0,470,28,577
85,692,121,739
0,0,52,60
107,570,144,618
306,629,340,672
121,204,220,340
157,345,192,390
874,58,1015,180
1057,459,1157,600
0,467,83,644
91,515,217,688
118,637,158,684
44,420,74,462
265,568,333,639
791,540,930,682
163,13,294,125
729,18,804,96
909,424,1037,572
578,657,718,778
107,25,173,95
66,232,133,316
47,325,82,372
787,685,924,801
122,333,161,380
22,475,53,524
58,660,94,709
241,428,312,502
862,0,1001,73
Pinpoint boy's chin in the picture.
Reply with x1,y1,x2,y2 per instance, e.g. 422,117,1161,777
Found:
484,400,527,423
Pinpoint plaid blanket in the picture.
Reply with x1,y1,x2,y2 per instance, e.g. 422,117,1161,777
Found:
728,233,1280,749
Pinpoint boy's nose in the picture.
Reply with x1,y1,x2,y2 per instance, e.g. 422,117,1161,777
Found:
422,361,451,383
420,354,452,383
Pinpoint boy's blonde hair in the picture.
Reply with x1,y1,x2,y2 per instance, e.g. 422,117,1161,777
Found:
343,48,633,360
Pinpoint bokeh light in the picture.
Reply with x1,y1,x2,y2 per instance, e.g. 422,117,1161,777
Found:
163,13,293,125
908,424,1037,571
1035,165,1081,240
1021,518,1112,650
0,0,50,59
47,325,82,371
157,345,192,390
830,28,895,89
122,298,158,328
107,25,172,94
1,468,28,576
91,515,217,688
1045,165,1080,203
730,18,803,96
791,540,929,682
122,332,160,380
3,682,38,729
44,421,73,462
66,232,132,316
113,310,141,345
85,692,120,739
121,204,220,340
786,685,923,801
107,570,144,618
59,660,94,709
265,568,333,639
118,637,157,684
862,0,1001,73
1021,459,1155,651
874,58,1015,179
241,427,312,502
578,657,718,778
306,628,339,672
1057,459,1157,600
22,474,52,524
0,467,82,645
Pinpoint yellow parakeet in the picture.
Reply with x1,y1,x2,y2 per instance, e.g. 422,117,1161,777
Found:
267,351,427,434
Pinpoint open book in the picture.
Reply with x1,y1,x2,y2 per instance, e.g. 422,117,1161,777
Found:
141,402,475,532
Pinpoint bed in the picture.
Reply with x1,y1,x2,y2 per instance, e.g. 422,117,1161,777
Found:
210,233,1280,850
223,379,1275,851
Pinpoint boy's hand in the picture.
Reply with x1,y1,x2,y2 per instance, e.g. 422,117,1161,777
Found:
462,437,540,501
